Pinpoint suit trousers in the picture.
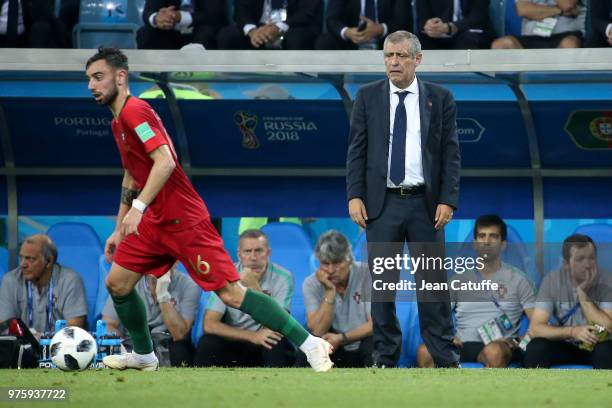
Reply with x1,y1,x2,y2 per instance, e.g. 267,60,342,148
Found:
366,190,458,367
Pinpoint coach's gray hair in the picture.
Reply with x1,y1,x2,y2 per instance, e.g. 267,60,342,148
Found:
315,230,353,264
384,31,422,59
23,234,58,266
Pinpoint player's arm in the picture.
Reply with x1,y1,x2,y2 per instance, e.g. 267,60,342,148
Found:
344,313,373,343
528,307,574,340
203,310,258,343
158,302,193,341
121,145,175,235
66,316,87,330
105,170,138,262
103,316,124,338
306,302,335,337
515,0,563,19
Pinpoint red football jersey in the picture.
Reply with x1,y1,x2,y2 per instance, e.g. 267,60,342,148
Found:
111,96,208,231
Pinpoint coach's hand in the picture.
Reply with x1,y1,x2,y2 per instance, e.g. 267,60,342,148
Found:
121,207,143,236
434,204,454,230
349,198,368,228
104,230,124,263
251,328,283,349
322,333,342,353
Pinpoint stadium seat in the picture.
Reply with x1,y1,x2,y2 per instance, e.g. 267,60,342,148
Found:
456,225,540,287
96,254,111,324
397,301,423,367
505,0,522,36
489,0,505,37
352,232,367,263
0,246,8,284
73,0,144,49
191,291,211,346
573,223,612,270
550,365,593,370
261,222,314,326
47,222,104,331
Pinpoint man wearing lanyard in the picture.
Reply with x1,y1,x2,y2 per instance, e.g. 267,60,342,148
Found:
416,215,536,368
0,235,88,337
525,234,612,369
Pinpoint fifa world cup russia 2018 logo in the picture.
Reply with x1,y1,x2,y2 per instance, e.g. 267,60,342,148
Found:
234,111,260,149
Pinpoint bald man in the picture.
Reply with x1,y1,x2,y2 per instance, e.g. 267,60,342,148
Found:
0,234,88,335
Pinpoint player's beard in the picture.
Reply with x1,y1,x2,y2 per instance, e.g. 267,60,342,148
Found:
100,84,120,106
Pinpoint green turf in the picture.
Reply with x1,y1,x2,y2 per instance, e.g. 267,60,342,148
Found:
1,368,611,408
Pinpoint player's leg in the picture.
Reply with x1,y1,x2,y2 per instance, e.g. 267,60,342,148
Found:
103,263,159,371
216,282,333,372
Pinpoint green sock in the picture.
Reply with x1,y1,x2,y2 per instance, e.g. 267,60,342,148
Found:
111,290,153,354
239,288,309,346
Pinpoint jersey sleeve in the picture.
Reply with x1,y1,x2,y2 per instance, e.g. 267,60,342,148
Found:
122,100,168,154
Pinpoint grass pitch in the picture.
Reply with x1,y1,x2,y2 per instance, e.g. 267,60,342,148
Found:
1,368,611,408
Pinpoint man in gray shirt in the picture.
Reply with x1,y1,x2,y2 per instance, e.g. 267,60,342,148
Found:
302,230,373,368
525,234,612,369
103,262,200,367
492,0,585,49
0,235,87,336
417,215,535,368
194,229,295,367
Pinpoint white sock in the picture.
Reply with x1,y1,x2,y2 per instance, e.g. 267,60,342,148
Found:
298,335,320,352
132,351,157,364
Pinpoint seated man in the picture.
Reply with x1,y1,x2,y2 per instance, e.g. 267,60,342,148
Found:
0,0,70,48
416,215,536,368
492,0,585,49
415,0,496,50
217,0,322,50
524,234,612,369
102,262,200,367
301,230,373,368
0,235,87,336
585,0,611,47
194,229,295,367
315,0,410,50
138,0,228,49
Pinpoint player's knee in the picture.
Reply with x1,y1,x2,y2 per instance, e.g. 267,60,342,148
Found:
416,344,434,368
559,35,581,48
491,36,519,49
105,275,132,297
216,282,246,309
480,342,511,368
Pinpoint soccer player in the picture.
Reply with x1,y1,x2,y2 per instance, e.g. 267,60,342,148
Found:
85,47,333,372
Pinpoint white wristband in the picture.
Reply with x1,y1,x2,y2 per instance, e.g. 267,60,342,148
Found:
132,198,147,214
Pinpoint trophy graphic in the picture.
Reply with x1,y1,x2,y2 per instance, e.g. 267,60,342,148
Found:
234,111,260,149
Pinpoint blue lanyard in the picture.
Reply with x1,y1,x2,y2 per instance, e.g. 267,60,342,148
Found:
26,273,54,333
556,303,579,326
474,269,504,312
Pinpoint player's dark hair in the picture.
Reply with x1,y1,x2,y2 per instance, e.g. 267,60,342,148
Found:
562,233,596,261
86,46,129,71
474,214,507,241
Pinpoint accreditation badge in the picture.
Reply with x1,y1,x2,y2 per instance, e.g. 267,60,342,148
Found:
532,17,557,37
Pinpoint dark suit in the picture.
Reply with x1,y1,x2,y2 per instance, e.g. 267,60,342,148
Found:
316,0,411,50
217,0,322,49
346,78,460,367
138,0,228,49
586,0,611,47
415,0,495,49
0,0,69,48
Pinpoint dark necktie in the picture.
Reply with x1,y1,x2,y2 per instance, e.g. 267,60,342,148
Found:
365,0,376,21
6,0,19,46
390,91,408,186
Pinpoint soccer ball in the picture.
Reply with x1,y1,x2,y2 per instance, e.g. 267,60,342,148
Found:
50,327,97,371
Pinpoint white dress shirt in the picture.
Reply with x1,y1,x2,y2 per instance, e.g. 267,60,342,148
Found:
243,0,289,36
387,77,424,188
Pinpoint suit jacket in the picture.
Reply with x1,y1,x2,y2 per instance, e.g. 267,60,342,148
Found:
326,0,411,41
416,0,495,37
142,0,228,29
233,0,322,30
588,0,611,45
346,78,461,221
